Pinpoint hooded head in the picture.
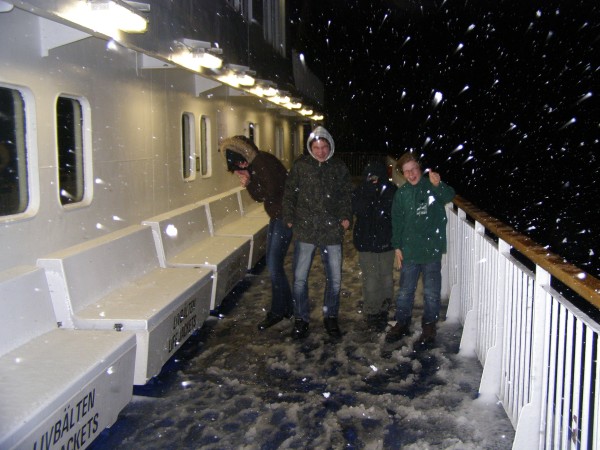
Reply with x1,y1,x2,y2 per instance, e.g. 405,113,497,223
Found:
306,126,335,163
362,161,388,183
220,135,259,172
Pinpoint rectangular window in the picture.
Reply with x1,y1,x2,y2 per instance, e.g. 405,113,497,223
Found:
226,0,244,14
275,126,283,160
263,0,286,56
200,115,211,177
57,96,85,205
251,0,263,24
181,112,196,180
248,122,256,143
0,86,29,216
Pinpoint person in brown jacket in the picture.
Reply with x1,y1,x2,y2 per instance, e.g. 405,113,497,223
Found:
220,135,293,330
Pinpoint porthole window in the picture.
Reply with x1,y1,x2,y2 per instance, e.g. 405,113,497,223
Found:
0,86,29,216
200,115,211,177
275,126,283,160
248,122,258,144
57,96,86,205
181,112,196,181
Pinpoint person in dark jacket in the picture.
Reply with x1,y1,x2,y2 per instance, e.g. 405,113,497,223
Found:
352,160,397,331
282,126,352,339
220,135,293,331
386,152,455,345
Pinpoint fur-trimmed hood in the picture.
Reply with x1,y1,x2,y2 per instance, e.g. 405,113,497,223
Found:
220,135,259,164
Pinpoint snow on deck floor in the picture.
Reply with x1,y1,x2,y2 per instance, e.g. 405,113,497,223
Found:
90,234,515,449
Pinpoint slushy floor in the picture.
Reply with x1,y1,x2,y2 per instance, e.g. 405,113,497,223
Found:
90,233,515,449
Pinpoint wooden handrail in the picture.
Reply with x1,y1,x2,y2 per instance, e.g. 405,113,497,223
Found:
452,195,600,309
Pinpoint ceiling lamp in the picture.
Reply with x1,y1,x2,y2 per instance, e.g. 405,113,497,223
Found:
217,65,256,87
270,94,290,105
170,39,223,71
58,0,148,34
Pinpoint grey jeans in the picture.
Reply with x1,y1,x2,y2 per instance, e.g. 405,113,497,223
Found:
358,250,395,315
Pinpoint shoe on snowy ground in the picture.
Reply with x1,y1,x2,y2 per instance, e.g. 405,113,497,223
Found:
417,321,437,345
385,322,410,343
323,317,342,337
366,312,388,332
291,319,309,339
257,312,284,331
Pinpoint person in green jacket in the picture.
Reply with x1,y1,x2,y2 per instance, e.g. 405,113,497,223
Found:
386,152,455,345
282,126,353,339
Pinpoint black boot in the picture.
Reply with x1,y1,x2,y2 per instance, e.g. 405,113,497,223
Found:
291,319,309,339
366,313,387,332
257,312,284,331
324,317,342,337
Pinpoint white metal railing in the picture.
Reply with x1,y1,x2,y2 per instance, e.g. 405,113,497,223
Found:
446,196,600,450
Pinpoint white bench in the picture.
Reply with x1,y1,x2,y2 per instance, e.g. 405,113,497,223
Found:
37,225,213,385
208,188,269,270
142,199,251,311
239,187,270,220
0,265,136,450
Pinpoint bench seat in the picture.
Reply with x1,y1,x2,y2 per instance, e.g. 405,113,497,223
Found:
239,187,270,220
208,188,269,269
143,201,251,311
37,225,213,385
0,265,136,450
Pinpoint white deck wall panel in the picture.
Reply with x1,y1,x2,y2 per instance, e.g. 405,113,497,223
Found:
0,8,291,273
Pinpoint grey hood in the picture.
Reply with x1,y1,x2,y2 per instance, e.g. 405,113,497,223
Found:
306,126,335,162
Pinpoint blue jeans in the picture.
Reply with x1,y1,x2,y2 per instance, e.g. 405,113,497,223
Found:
292,241,342,322
395,261,442,325
266,218,293,317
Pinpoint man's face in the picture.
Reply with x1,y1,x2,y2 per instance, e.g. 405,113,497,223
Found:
311,140,330,162
402,161,422,185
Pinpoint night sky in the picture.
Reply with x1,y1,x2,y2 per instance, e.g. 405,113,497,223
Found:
289,0,600,279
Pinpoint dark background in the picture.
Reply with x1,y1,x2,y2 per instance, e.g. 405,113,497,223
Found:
289,0,599,279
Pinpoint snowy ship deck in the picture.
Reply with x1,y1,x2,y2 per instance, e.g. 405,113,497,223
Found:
88,232,515,449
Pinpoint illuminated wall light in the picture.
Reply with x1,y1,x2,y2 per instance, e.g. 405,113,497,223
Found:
271,94,290,105
195,52,223,69
237,74,255,86
300,109,314,116
58,0,148,35
248,86,263,96
217,73,240,87
311,114,324,121
289,102,302,109
170,49,223,71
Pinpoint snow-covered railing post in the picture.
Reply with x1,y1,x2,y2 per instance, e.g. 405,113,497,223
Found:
478,237,508,400
511,266,551,448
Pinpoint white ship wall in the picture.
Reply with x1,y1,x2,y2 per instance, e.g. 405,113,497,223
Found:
0,7,302,273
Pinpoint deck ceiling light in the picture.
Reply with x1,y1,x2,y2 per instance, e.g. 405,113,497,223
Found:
171,39,223,70
218,64,256,87
248,80,278,97
270,93,290,105
58,0,148,34
299,108,314,116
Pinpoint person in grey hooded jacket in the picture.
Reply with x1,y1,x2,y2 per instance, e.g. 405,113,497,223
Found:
282,126,352,339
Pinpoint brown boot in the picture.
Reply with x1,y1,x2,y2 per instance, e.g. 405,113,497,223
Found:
418,322,437,344
385,322,410,343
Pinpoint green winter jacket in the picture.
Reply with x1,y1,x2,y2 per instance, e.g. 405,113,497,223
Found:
282,154,352,246
391,176,455,263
